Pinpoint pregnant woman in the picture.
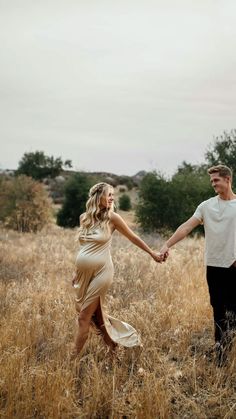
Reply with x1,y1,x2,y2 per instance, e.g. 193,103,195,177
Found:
71,182,162,357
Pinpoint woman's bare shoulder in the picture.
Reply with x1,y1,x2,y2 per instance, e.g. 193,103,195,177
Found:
110,211,123,226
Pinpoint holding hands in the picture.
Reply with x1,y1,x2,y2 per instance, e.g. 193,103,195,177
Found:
150,244,170,263
150,248,169,263
150,251,164,263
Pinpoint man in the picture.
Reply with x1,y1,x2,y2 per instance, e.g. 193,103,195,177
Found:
160,165,236,363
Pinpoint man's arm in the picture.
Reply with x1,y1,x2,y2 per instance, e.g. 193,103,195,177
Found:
160,216,201,256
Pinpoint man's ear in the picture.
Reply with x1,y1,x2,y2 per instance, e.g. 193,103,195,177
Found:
226,176,231,184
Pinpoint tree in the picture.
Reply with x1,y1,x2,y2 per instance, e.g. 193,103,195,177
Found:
169,162,213,229
57,173,92,228
135,172,170,231
135,165,213,232
16,151,72,180
0,175,52,232
205,129,236,188
119,194,132,211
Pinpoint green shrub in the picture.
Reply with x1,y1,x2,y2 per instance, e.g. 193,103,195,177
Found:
135,172,170,231
57,173,92,228
136,166,213,232
119,194,132,211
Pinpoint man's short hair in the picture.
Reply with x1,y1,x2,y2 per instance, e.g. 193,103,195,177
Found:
208,164,233,179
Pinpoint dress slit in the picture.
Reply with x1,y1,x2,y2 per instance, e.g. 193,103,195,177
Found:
91,297,117,347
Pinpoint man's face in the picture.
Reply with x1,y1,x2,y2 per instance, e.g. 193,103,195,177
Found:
210,172,230,194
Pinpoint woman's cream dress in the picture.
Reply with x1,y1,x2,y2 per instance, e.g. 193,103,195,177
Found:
74,225,140,347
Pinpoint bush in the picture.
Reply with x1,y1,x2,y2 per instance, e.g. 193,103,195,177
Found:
0,175,52,232
135,166,213,232
135,172,170,231
169,163,213,229
117,175,134,190
119,194,132,211
57,173,92,228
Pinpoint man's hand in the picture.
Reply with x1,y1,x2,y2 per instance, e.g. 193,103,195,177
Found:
159,244,169,262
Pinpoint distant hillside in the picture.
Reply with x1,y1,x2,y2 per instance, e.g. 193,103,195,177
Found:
62,169,147,186
50,170,146,203
0,169,147,204
0,168,147,184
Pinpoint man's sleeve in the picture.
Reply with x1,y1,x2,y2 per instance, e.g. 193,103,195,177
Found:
192,202,204,223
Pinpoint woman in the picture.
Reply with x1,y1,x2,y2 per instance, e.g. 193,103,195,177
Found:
71,182,162,357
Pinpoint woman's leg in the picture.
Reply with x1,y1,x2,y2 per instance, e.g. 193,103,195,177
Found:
73,297,100,356
92,301,118,352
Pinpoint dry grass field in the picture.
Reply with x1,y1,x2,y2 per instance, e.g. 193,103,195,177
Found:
1,223,236,418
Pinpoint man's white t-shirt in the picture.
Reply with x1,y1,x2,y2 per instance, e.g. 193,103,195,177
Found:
193,196,236,268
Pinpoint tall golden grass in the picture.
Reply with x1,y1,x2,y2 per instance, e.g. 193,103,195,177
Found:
0,225,236,418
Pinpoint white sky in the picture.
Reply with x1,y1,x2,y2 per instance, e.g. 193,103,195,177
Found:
0,0,236,176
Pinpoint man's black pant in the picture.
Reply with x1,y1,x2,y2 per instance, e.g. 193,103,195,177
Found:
207,264,236,347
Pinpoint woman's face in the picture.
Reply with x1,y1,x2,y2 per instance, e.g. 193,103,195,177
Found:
100,187,114,209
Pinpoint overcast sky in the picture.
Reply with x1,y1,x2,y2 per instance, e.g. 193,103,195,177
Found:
0,0,236,176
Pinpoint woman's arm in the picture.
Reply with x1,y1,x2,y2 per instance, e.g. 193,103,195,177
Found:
110,212,162,262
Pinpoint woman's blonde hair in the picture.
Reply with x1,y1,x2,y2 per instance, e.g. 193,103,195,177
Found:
78,182,114,236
